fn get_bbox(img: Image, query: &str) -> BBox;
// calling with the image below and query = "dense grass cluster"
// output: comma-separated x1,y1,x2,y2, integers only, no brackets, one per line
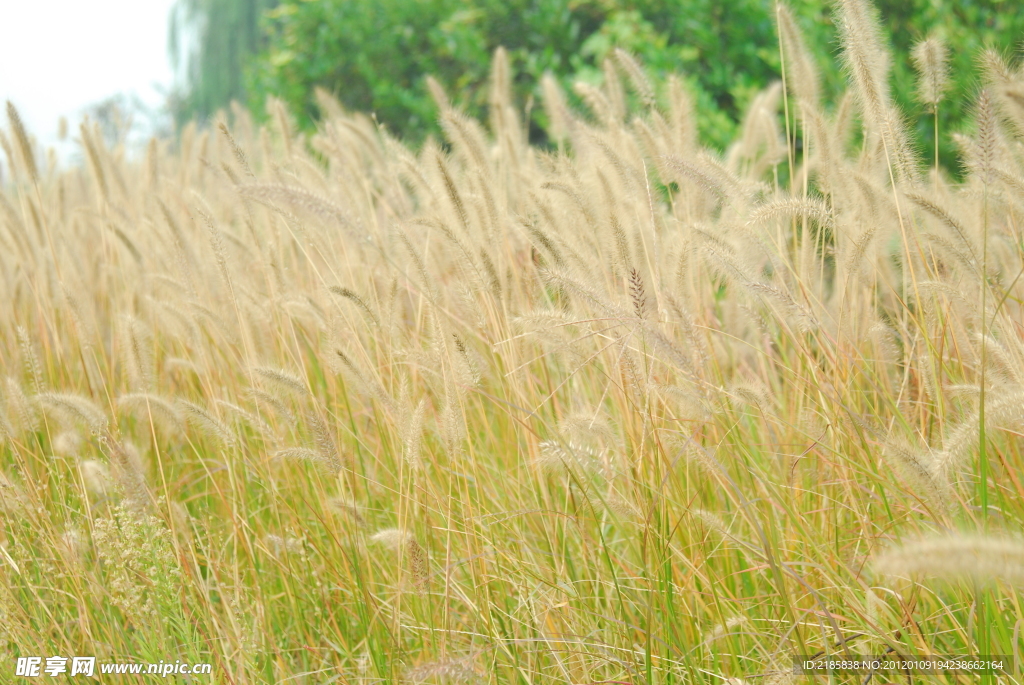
3,1,1024,682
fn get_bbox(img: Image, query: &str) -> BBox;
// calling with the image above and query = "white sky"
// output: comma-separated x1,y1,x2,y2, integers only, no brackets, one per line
0,0,179,163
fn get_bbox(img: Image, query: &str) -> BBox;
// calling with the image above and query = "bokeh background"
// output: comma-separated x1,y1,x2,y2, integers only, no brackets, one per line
2,0,1024,170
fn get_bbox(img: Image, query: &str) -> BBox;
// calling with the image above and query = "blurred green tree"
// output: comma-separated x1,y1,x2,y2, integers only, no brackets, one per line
169,0,279,125
242,0,1024,166
248,0,811,149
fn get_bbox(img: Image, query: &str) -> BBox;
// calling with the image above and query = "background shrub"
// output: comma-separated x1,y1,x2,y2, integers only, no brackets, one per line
175,0,1024,164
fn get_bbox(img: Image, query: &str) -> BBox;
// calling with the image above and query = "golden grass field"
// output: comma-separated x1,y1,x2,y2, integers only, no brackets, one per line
2,1,1024,682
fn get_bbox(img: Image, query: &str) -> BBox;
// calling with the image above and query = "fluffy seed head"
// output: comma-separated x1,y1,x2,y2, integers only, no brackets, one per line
117,393,185,435
36,392,108,434
52,431,83,457
776,3,820,106
253,367,309,397
371,527,428,587
5,101,37,182
370,527,413,549
264,534,304,557
911,35,949,107
871,534,1024,586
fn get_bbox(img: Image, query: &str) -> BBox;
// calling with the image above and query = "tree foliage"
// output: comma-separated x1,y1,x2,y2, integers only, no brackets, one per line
169,0,279,125
239,0,1024,163
248,0,822,149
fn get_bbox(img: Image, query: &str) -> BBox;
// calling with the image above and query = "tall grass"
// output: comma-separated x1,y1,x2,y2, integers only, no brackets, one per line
2,2,1024,682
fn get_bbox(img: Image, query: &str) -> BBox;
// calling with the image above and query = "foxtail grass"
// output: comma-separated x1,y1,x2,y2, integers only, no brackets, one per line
1,2,1023,682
